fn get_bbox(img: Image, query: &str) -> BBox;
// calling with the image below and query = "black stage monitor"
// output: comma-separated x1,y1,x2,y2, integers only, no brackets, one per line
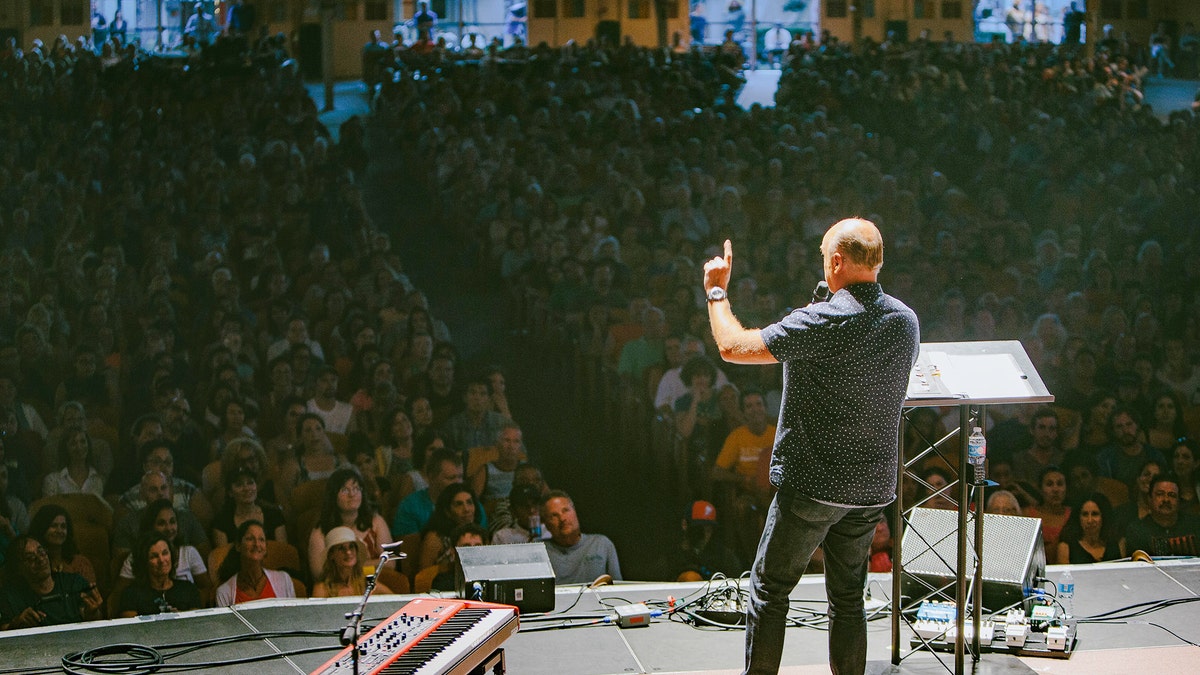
455,542,556,613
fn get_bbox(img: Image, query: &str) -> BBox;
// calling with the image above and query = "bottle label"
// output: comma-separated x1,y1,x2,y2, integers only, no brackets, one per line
1059,582,1074,595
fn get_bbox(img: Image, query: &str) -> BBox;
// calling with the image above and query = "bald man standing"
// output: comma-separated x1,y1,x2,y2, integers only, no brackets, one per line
704,218,920,675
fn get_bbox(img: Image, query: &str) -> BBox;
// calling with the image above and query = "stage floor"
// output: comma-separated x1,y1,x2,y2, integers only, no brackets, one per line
1,560,1197,674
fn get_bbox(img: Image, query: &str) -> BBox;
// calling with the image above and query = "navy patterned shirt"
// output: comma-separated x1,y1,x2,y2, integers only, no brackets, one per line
760,282,919,507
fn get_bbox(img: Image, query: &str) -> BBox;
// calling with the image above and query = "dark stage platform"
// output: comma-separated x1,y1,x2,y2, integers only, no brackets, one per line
2,560,1197,674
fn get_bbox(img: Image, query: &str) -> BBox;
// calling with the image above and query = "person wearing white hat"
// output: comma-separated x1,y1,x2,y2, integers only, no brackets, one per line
312,526,393,598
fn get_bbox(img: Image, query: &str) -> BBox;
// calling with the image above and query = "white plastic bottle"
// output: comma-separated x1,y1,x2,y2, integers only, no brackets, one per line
1059,569,1075,618
967,426,987,484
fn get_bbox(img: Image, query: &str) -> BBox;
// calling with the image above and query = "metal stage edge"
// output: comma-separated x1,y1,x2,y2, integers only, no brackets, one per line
1,560,1198,675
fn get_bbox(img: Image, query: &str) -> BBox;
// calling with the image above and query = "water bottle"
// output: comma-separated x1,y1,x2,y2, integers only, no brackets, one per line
1058,569,1075,618
967,426,987,484
529,514,542,539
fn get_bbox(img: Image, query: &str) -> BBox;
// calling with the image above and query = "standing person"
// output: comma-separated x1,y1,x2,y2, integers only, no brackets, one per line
225,0,256,36
109,9,128,45
413,1,438,41
1063,2,1084,45
702,218,919,675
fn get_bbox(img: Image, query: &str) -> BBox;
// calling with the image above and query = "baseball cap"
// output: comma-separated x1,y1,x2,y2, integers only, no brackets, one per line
687,500,718,523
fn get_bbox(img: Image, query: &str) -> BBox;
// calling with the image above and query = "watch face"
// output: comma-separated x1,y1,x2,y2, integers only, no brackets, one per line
708,287,727,302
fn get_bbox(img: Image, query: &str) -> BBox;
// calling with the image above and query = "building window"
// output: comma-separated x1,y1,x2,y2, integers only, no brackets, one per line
30,0,52,25
60,0,84,25
941,0,961,18
1127,0,1147,19
533,0,557,18
666,0,681,19
565,0,585,18
628,0,650,19
913,0,926,19
861,0,875,18
269,0,289,22
826,0,846,18
1099,0,1121,19
338,0,358,20
365,0,387,20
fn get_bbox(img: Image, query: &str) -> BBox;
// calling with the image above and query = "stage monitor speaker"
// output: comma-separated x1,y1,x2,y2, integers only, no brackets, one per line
900,507,1045,612
455,543,556,613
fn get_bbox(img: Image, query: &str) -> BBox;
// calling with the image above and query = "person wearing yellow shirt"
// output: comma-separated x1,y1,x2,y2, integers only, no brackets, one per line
713,389,776,487
712,389,776,560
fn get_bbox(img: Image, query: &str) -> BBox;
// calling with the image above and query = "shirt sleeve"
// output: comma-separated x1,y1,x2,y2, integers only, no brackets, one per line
760,306,825,363
605,537,623,581
392,497,420,535
714,429,740,470
183,546,207,578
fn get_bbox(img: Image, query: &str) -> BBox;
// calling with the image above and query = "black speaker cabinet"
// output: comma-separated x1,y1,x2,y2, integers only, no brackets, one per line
455,543,556,613
900,507,1045,612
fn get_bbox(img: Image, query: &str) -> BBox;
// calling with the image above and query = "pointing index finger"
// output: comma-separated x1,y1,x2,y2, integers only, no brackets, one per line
724,239,732,265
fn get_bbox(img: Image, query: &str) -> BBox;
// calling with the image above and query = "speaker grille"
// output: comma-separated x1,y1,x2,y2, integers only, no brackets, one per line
900,507,1045,610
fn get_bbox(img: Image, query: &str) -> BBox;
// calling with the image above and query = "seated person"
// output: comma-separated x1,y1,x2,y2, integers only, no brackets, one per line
113,470,209,565
418,483,484,571
468,422,525,513
27,505,96,586
311,526,393,598
0,463,30,563
1125,474,1200,557
215,520,297,606
484,463,547,535
429,523,488,592
41,427,106,500
985,490,1023,516
659,500,742,582
211,467,286,548
1023,466,1071,564
118,533,203,617
1056,493,1125,564
117,500,209,591
392,448,464,536
116,441,210,524
1,536,102,630
492,484,548,544
541,490,621,584
307,468,394,575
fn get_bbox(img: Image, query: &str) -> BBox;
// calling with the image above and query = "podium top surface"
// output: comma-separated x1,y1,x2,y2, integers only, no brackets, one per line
904,340,1054,408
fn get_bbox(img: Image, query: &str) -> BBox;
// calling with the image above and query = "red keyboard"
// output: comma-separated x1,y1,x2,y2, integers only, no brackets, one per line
310,598,519,675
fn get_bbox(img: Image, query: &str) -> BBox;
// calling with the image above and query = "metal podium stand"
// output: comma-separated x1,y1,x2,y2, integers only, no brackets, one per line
890,341,1053,674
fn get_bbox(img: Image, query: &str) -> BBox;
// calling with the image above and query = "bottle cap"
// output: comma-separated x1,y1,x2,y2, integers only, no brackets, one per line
972,426,982,433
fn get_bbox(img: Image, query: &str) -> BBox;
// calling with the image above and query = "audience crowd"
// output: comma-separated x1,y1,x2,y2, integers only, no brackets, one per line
1,23,1199,631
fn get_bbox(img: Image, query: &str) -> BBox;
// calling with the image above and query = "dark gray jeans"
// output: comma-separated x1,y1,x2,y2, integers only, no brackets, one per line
744,489,884,675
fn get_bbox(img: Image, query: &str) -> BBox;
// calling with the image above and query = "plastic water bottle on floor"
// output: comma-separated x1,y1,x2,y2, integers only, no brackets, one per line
1058,569,1075,618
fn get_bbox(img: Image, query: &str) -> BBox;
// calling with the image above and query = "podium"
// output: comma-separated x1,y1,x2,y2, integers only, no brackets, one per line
890,341,1053,674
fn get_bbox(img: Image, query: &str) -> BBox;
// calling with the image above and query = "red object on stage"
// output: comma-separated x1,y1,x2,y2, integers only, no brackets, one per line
309,597,519,675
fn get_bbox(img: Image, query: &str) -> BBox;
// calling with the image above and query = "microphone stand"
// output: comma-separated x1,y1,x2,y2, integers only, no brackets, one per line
341,547,406,675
